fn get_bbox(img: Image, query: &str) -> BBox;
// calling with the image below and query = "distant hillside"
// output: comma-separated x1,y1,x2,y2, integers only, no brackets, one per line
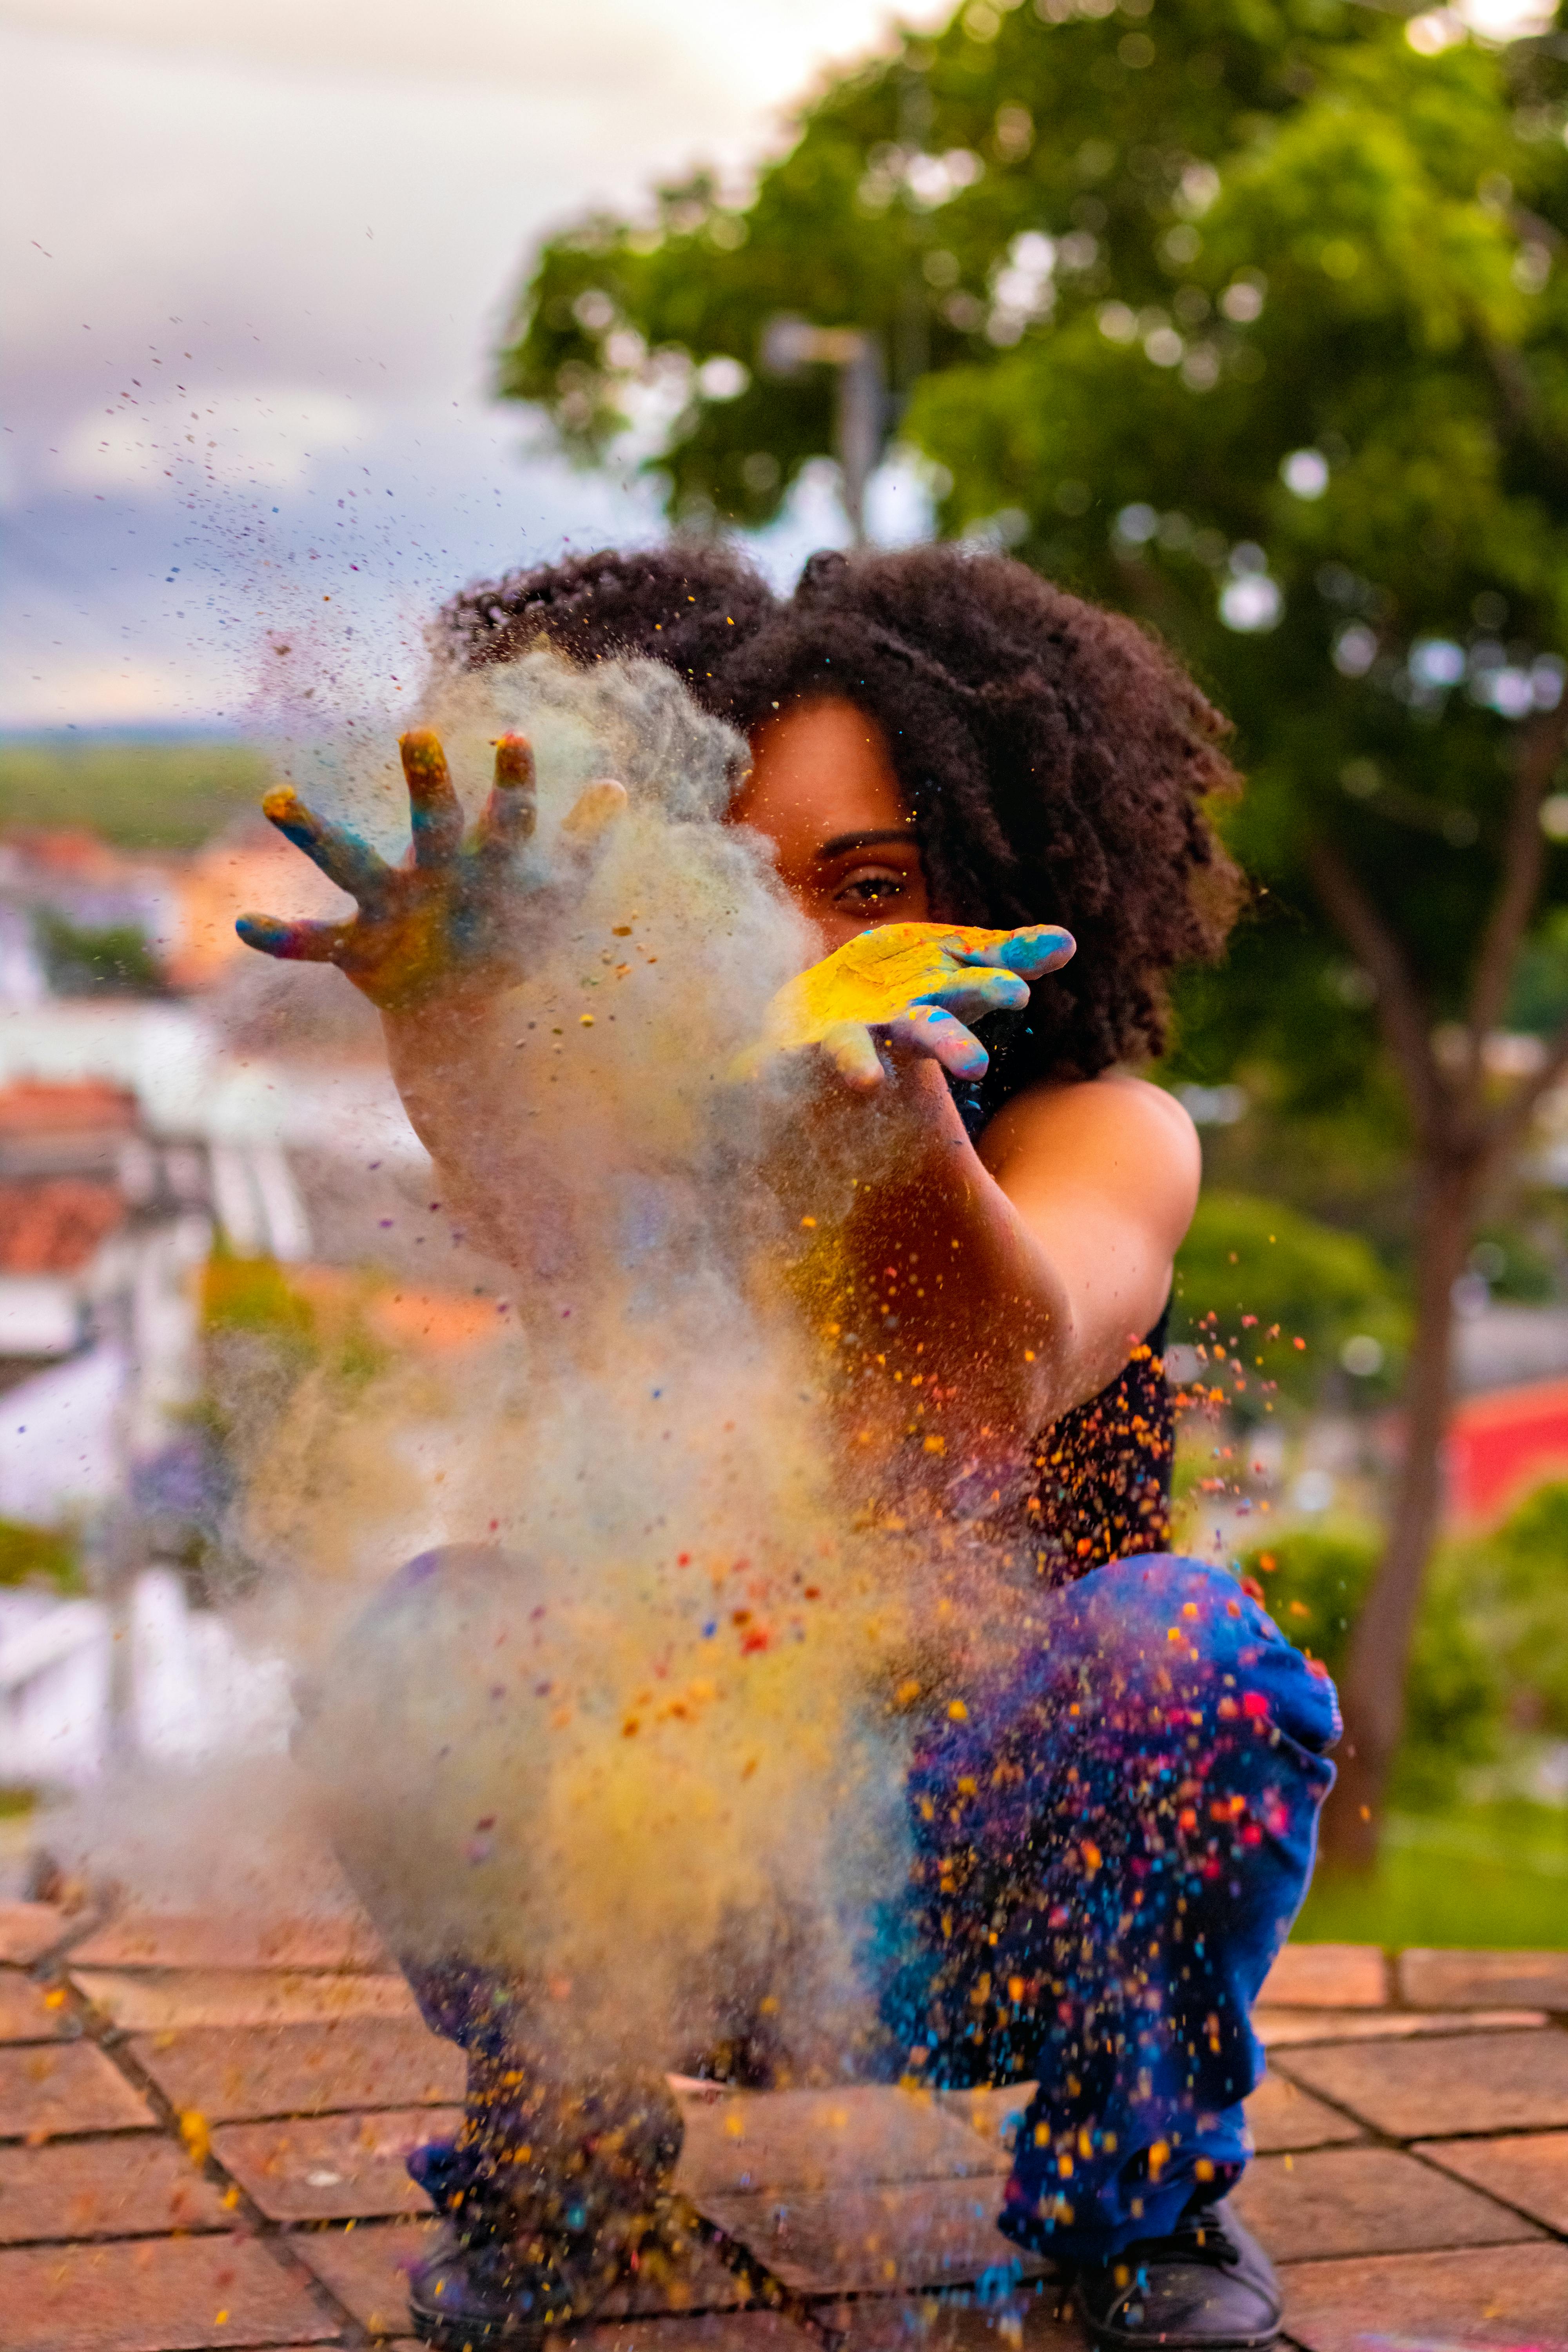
0,735,270,849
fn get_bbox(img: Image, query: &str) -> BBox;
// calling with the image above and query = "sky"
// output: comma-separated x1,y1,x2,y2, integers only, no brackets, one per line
0,0,948,731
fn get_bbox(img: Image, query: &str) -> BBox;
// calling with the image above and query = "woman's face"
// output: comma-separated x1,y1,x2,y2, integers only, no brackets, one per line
728,695,930,952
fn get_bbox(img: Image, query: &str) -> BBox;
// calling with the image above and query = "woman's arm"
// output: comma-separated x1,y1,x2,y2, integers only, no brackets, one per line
795,1060,1199,1481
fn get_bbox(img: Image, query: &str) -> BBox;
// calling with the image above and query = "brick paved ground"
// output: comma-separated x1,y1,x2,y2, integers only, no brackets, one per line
0,1901,1564,2352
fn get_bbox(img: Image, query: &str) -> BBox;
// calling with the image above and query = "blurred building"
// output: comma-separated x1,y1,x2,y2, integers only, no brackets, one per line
0,1080,216,1530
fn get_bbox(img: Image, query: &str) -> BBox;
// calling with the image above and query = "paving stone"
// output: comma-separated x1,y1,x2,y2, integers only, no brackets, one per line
0,1904,67,1966
129,2019,465,2125
287,2221,436,2337
561,2322,817,2352
675,2085,1004,2198
1274,2026,1568,2138
1255,2004,1546,2047
0,1969,73,2042
211,2105,460,2223
1278,2239,1568,2350
294,2218,744,2334
0,2132,232,2243
1416,2129,1568,2234
1257,1943,1387,2010
1242,2071,1364,2155
696,2180,1056,2298
0,2042,156,2140
1229,2145,1538,2262
365,2324,813,2352
1401,1945,1568,2011
74,1970,418,2033
0,2229,339,2350
812,2290,1084,2349
70,1910,388,1974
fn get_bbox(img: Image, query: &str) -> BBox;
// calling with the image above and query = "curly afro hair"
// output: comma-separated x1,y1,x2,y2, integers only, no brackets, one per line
439,540,1242,1100
438,541,775,689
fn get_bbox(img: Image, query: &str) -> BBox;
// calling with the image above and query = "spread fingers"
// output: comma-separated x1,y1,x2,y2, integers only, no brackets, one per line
819,1020,885,1091
914,968,1031,1021
399,730,465,868
261,787,392,904
886,1007,990,1080
235,913,350,963
561,778,629,844
475,732,539,858
951,924,1075,979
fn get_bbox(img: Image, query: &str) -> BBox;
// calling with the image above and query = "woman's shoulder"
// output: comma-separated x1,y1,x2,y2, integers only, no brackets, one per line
980,1068,1199,1162
977,1069,1201,1246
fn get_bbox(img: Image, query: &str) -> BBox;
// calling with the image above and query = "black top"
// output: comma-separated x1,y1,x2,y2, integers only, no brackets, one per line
1032,1306,1173,1580
985,1308,1173,1585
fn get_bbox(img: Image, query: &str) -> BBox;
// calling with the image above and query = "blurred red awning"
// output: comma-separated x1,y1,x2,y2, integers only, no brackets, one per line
1446,1377,1568,1526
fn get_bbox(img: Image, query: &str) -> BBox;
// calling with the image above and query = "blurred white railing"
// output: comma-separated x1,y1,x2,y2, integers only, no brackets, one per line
0,1572,291,1788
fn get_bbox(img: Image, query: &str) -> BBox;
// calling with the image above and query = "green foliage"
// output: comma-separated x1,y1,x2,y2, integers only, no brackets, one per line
1508,903,1568,1035
1173,1189,1407,1408
502,0,1401,524
0,1519,82,1593
201,1252,317,1350
0,738,268,849
331,1309,392,1393
1469,1219,1559,1301
1457,1478,1568,1735
33,910,166,998
1244,1525,1373,1675
1295,1798,1568,1945
1241,1525,1499,1803
504,0,1568,1138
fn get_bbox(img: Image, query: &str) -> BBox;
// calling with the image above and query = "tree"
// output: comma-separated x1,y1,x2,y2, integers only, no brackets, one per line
497,0,1568,1868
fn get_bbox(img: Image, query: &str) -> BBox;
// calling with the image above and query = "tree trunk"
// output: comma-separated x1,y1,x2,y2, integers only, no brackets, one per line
1318,1155,1477,1873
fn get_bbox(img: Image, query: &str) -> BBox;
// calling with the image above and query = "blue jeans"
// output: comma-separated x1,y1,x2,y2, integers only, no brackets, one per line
870,1553,1339,2262
379,1552,1338,2270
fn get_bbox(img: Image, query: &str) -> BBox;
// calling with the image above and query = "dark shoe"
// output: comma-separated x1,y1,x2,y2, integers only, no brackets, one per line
405,2069,687,2350
405,2195,707,2350
407,2222,573,2348
1074,2201,1282,2349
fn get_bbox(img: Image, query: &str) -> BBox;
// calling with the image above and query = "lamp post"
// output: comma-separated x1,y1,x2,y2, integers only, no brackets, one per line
758,317,887,545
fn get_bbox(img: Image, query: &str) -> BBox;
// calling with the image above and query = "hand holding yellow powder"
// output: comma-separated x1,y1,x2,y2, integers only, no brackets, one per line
746,918,1075,1090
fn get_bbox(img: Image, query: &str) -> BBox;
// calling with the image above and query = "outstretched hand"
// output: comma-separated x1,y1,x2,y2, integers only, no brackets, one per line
235,730,627,1013
752,919,1076,1091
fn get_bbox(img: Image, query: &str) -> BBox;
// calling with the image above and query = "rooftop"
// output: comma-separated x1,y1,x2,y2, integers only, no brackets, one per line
0,1081,138,1138
0,1178,128,1277
0,1911,1562,2352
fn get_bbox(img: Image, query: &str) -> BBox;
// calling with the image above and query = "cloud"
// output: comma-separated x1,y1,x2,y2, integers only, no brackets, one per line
52,392,370,495
0,0,936,111
0,2,949,727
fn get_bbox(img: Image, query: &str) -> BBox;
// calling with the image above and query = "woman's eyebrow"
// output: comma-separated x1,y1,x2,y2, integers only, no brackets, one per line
816,827,919,860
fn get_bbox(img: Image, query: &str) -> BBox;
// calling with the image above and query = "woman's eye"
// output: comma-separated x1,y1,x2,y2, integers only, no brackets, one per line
837,871,907,907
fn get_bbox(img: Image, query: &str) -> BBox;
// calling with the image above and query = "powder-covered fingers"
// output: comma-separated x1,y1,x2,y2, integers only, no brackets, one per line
886,1005,991,1080
816,1004,988,1089
475,733,539,860
913,966,1031,1024
261,786,392,906
818,1020,886,1091
950,924,1075,980
561,778,629,844
399,730,465,869
243,742,629,1011
234,913,350,964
